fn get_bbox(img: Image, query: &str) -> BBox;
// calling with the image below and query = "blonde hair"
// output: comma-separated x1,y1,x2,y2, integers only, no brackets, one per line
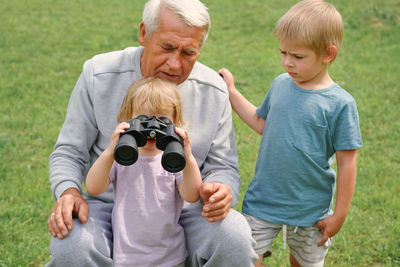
118,77,184,126
274,0,343,60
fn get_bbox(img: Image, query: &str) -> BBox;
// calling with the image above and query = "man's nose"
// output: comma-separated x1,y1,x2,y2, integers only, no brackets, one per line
167,51,182,70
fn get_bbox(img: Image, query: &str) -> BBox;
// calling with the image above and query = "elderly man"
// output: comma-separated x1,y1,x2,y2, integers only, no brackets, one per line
46,0,257,266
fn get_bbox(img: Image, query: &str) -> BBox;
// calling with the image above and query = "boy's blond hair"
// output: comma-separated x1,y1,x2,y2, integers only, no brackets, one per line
118,77,184,126
274,0,343,60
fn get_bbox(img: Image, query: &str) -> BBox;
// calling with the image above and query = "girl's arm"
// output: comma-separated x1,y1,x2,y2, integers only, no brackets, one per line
175,128,202,202
218,68,265,134
315,149,357,246
86,149,113,194
86,122,130,195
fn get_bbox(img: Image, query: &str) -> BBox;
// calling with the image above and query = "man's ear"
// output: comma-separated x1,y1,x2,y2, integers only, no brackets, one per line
138,22,146,46
323,45,338,64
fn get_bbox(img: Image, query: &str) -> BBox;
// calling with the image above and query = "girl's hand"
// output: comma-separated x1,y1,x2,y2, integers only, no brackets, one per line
174,127,193,157
107,122,130,152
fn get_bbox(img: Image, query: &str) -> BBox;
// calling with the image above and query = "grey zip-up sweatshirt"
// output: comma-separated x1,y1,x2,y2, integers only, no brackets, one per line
49,46,240,204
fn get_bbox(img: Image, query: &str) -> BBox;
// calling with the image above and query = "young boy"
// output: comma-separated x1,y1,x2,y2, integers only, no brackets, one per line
219,0,363,266
86,77,202,267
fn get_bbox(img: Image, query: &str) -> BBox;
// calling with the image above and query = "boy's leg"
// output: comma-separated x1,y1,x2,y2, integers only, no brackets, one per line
287,226,332,267
180,201,258,267
254,254,269,267
243,214,281,267
45,200,113,267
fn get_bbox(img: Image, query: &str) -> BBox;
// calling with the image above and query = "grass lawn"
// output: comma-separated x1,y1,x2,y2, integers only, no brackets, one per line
1,0,399,266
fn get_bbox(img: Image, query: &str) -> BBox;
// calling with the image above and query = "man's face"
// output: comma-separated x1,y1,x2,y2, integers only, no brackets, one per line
139,7,203,85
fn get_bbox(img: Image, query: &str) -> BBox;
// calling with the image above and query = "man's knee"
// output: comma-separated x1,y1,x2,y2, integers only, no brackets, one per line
46,218,112,266
208,209,257,266
186,209,257,266
214,209,255,251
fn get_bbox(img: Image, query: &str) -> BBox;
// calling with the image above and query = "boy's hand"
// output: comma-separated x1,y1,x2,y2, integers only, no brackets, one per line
314,214,344,246
218,68,235,90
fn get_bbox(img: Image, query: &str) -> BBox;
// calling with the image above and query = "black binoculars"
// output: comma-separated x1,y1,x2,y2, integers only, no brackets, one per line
114,115,186,173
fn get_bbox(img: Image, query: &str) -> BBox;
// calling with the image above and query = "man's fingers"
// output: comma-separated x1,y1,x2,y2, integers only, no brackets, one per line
76,200,89,224
205,212,228,222
49,202,66,239
201,182,217,195
202,203,229,217
48,210,58,237
202,206,230,222
47,190,89,240
200,183,217,202
62,200,75,232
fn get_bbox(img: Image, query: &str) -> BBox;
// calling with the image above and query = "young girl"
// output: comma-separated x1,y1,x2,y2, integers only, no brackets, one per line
86,77,202,267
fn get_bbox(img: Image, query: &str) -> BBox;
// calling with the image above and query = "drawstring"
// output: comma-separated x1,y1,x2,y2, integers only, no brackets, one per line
283,226,298,249
282,225,287,249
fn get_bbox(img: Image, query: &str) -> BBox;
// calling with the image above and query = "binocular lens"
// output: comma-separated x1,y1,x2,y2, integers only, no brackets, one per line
114,134,138,166
162,141,186,173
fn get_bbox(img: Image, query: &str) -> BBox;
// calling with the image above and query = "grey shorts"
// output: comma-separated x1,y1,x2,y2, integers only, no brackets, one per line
244,214,332,267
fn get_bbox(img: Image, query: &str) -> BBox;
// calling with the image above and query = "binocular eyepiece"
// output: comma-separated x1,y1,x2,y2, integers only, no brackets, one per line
114,115,186,173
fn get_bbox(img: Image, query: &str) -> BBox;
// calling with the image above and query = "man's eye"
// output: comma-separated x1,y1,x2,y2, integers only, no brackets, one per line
162,46,174,51
183,51,196,57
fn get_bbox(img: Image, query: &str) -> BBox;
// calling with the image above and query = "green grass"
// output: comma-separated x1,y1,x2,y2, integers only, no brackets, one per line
1,0,399,266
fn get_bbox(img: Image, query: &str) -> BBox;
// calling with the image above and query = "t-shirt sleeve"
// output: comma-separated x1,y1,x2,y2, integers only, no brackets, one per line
109,161,118,184
332,101,363,151
256,89,272,120
175,171,183,188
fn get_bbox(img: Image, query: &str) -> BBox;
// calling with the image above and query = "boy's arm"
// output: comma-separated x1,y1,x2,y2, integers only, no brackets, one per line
218,68,265,134
315,149,357,246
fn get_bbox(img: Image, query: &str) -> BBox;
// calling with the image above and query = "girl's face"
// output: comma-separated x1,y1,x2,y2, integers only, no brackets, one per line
134,109,175,155
279,40,331,90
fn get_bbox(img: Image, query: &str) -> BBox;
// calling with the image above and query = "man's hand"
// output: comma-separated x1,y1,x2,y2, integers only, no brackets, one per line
200,182,232,222
47,188,89,240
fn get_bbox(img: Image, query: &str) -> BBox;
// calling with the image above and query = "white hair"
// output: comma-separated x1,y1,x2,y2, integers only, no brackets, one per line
142,0,210,47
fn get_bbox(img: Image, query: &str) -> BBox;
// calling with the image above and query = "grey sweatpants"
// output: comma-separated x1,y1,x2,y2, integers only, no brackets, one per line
46,200,257,266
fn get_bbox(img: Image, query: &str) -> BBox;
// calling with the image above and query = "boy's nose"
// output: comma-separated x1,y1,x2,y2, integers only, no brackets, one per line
283,56,293,67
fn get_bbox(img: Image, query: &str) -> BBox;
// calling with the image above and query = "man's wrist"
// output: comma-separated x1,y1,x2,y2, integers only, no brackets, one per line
54,181,81,199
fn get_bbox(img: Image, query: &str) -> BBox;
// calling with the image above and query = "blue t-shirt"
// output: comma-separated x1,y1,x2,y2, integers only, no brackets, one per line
242,73,363,226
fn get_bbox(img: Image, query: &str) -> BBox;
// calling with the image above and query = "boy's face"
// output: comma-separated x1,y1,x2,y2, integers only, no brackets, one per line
279,40,332,89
